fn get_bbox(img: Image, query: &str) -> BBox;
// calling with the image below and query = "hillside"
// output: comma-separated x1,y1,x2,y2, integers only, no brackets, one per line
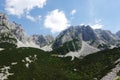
0,47,120,80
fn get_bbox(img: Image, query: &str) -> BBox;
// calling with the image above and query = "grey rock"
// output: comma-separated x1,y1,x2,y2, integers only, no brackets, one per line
95,29,119,44
116,31,120,38
52,25,119,52
0,12,54,48
30,35,54,47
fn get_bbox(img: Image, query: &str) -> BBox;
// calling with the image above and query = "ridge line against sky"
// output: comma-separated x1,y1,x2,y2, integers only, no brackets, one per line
0,0,120,35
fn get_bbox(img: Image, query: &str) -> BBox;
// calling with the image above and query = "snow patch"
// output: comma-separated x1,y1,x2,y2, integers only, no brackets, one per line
26,57,32,63
25,63,29,68
0,48,4,51
73,68,77,72
65,41,99,60
0,66,14,80
22,55,38,68
11,62,17,65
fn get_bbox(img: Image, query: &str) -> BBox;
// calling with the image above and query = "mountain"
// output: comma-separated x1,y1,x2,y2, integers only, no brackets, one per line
52,25,98,49
116,31,120,38
0,12,54,50
52,25,101,58
1,11,120,52
1,11,120,57
52,25,120,58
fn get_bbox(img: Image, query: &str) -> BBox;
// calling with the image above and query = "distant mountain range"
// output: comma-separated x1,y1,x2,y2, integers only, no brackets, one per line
0,12,120,56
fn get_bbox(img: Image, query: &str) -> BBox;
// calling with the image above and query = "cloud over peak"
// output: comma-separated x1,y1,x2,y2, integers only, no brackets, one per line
91,23,103,29
91,19,103,29
44,9,70,33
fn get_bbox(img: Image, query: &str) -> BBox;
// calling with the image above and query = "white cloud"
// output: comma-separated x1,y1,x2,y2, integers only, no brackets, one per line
90,19,103,29
26,15,42,22
71,9,76,15
44,9,70,33
5,0,46,17
26,15,36,22
91,23,103,29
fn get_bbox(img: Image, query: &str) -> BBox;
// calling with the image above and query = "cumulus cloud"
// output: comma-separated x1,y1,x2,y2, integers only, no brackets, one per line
5,0,46,17
44,9,70,33
71,9,76,15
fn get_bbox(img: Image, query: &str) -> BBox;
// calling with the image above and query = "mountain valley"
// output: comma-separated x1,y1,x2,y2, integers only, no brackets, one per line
0,12,120,80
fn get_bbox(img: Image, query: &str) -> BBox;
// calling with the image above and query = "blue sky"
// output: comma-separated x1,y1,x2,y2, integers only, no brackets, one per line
0,0,120,36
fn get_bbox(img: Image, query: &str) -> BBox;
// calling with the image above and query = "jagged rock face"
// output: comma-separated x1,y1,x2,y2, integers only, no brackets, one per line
52,26,82,49
0,13,27,45
31,35,47,47
52,26,87,54
116,31,120,38
52,25,98,49
0,12,8,26
95,29,119,44
0,13,9,33
12,22,27,43
31,35,54,47
81,25,98,41
0,12,54,48
45,35,55,44
52,25,120,53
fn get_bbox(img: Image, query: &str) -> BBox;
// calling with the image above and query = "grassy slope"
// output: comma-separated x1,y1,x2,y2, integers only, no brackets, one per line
0,47,120,80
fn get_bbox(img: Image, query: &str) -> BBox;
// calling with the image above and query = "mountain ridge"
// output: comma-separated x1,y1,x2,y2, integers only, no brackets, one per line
0,11,120,55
